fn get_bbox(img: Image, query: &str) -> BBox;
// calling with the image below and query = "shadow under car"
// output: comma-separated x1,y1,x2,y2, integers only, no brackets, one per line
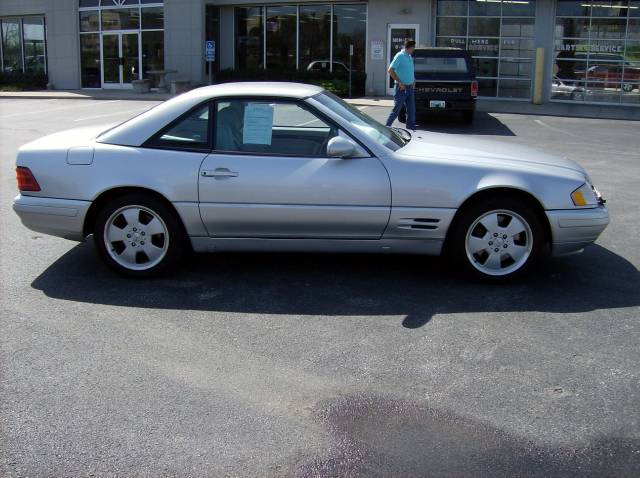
31,243,639,329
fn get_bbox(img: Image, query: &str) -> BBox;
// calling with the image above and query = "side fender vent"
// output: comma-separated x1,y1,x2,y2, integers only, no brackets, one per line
398,218,440,231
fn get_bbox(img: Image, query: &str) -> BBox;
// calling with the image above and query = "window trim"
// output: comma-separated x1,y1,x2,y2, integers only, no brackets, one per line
210,95,372,159
142,100,214,152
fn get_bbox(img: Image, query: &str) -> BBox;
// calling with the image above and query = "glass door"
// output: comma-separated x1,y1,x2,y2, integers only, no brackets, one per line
101,32,140,88
386,24,420,94
122,33,139,84
102,34,120,86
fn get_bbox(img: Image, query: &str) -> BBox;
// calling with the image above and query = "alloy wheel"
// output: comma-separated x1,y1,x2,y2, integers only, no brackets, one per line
103,205,169,271
465,209,533,277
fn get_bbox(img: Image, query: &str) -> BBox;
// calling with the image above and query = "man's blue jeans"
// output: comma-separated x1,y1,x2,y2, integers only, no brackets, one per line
385,84,416,130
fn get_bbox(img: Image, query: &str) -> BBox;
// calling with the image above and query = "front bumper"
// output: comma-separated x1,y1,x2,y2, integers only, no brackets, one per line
13,194,91,241
545,205,609,256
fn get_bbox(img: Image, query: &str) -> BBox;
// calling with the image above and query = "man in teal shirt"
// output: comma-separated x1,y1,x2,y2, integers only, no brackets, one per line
385,39,416,130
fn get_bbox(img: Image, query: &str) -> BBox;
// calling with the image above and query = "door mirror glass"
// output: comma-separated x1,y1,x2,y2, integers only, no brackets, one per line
326,136,357,158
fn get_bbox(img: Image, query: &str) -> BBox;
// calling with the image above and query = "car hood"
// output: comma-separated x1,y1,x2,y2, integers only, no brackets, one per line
398,131,587,177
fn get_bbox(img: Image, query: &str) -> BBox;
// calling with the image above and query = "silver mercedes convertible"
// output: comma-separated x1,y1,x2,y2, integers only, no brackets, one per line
13,83,609,281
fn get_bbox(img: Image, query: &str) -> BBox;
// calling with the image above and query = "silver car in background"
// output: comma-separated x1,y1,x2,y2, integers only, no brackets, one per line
13,82,609,281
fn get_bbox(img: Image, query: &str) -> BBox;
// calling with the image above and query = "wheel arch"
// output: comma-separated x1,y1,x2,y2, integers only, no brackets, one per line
82,186,189,240
443,186,552,254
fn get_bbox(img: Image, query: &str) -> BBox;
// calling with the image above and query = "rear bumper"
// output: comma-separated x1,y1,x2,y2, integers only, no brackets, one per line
12,194,91,241
546,205,609,256
415,98,476,112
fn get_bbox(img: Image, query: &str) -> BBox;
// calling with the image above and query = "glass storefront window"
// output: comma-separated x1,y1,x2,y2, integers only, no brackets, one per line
436,0,536,98
78,2,164,88
235,7,263,70
0,16,47,74
100,0,139,5
79,10,99,32
23,17,46,73
1,19,23,73
332,4,367,73
437,18,467,36
205,5,220,77
233,4,366,74
554,0,640,105
80,33,101,87
266,5,297,69
142,31,164,85
101,8,140,31
232,4,366,74
299,4,331,71
141,7,163,30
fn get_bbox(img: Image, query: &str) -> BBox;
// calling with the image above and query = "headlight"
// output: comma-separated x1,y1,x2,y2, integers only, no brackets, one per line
571,182,599,206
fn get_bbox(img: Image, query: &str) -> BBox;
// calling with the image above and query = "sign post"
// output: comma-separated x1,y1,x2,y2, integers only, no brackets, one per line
205,40,216,85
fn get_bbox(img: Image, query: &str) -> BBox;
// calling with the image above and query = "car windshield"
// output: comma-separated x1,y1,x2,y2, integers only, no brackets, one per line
413,56,469,74
312,91,407,151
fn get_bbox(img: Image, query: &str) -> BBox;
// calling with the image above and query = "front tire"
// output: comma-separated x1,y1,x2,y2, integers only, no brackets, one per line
449,196,545,282
94,194,184,277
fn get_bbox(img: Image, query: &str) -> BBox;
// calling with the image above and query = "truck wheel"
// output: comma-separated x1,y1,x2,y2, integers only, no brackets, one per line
398,107,407,124
622,83,634,93
462,110,474,124
94,193,184,277
449,196,545,282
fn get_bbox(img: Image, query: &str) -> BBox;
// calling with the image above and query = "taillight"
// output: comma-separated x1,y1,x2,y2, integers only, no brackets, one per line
16,166,41,192
471,80,479,97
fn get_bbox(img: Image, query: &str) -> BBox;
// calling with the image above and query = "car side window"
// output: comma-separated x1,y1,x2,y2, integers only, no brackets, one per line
150,104,210,150
213,99,337,157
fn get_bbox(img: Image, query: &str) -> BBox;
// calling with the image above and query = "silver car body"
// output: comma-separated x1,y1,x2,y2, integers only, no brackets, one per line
13,82,609,258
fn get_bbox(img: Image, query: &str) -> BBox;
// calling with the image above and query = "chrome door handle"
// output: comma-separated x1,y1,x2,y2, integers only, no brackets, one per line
201,168,239,179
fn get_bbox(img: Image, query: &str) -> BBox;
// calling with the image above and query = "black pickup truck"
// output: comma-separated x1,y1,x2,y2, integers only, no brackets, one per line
399,47,478,124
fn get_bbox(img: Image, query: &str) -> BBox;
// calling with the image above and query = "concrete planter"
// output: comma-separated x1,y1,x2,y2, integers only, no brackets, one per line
170,80,191,95
132,79,151,93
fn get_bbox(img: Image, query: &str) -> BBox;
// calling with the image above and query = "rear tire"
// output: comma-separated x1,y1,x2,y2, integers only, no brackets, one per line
93,193,184,278
449,196,545,282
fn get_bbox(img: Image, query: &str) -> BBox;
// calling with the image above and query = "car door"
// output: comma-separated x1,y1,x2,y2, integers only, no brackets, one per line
198,98,391,238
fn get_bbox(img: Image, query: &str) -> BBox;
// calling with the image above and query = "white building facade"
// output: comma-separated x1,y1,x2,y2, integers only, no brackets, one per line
1,0,639,109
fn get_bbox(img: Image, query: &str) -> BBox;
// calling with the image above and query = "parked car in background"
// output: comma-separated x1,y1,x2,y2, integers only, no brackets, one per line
306,60,350,75
557,53,640,92
399,47,478,124
13,83,608,281
551,76,586,101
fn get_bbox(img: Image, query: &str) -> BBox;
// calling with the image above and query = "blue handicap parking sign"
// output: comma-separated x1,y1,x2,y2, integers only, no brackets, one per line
205,41,215,61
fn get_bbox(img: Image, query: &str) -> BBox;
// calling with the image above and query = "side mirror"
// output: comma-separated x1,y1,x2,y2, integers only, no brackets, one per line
326,136,357,158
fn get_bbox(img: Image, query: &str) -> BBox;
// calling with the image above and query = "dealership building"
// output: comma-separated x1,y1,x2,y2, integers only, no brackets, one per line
0,0,638,108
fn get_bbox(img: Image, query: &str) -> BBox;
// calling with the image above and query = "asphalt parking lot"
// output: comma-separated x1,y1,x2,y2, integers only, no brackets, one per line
1,97,639,477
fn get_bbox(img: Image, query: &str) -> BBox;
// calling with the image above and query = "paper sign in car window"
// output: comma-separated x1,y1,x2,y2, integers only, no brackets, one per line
243,103,274,145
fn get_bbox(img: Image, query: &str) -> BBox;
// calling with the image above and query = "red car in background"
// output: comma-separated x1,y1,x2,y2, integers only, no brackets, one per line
575,53,640,92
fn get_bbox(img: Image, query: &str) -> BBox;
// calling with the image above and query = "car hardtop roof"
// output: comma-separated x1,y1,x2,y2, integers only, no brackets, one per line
185,81,324,100
97,82,325,147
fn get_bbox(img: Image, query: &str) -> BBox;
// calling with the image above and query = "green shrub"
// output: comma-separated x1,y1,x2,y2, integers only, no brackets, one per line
0,71,48,91
214,69,366,97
